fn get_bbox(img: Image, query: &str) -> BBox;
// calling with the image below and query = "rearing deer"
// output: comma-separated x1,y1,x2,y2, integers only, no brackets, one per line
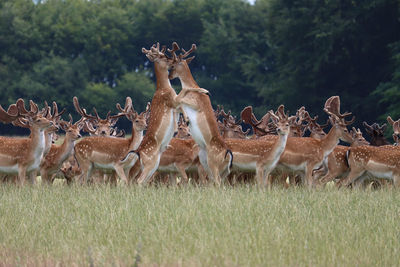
167,42,233,186
130,43,208,185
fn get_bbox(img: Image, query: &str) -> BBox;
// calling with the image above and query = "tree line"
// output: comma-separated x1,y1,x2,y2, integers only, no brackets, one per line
0,0,399,135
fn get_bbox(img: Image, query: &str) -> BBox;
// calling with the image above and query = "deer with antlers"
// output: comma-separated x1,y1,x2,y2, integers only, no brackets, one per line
73,96,124,136
0,99,55,184
313,127,370,186
363,121,390,146
216,106,250,139
166,42,233,186
39,115,84,184
339,116,400,188
129,43,208,185
1,101,64,184
224,105,292,187
74,97,147,184
264,96,354,187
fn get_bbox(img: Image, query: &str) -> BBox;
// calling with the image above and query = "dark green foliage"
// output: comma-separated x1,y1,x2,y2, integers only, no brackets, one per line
0,0,399,134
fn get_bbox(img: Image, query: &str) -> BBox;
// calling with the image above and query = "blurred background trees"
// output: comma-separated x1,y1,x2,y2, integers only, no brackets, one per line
0,0,399,134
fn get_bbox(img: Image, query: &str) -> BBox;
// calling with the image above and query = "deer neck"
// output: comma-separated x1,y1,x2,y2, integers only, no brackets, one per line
27,126,47,170
272,133,289,159
154,64,173,90
320,125,341,158
44,131,54,155
177,64,199,89
129,127,144,151
57,134,76,161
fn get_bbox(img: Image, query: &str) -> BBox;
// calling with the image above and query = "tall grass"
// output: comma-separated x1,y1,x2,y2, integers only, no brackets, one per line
0,185,399,266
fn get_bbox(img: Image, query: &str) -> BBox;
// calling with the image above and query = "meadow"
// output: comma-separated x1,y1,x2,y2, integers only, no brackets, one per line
0,184,399,266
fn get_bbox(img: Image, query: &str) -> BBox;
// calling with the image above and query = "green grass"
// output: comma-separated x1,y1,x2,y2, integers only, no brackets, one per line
0,185,399,266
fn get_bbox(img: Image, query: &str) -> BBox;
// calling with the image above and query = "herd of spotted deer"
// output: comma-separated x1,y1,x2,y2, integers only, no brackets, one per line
1,42,399,188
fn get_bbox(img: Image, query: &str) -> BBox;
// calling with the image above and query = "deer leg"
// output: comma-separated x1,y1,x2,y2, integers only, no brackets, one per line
114,165,129,185
78,161,92,185
137,154,161,185
338,167,365,188
392,175,400,188
255,162,264,187
18,166,28,185
175,163,189,184
40,169,51,185
197,163,208,185
27,171,37,185
129,161,141,183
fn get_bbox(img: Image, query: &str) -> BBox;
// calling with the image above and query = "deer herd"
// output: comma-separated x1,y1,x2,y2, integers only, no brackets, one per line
1,42,400,189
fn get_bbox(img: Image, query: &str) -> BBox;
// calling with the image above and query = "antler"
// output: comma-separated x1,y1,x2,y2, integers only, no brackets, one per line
0,103,19,124
323,96,355,125
73,96,97,121
167,42,196,64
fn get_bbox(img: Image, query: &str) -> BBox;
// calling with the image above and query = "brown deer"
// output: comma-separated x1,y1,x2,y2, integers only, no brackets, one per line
225,105,292,187
40,115,84,184
73,96,124,136
130,43,208,185
268,96,354,187
363,121,390,146
74,97,147,184
0,99,54,184
167,42,233,186
314,127,370,186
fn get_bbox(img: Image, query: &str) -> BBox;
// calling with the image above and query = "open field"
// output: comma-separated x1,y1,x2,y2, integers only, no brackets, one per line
0,184,399,266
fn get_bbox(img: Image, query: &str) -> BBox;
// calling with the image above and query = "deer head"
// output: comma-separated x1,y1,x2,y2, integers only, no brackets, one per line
73,96,124,136
268,105,292,137
166,42,196,80
387,116,400,144
350,127,370,146
59,114,84,141
116,97,147,132
142,42,172,71
363,121,390,146
175,115,191,139
15,99,54,130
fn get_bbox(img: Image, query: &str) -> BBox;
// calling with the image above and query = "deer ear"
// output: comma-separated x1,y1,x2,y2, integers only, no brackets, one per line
186,56,195,64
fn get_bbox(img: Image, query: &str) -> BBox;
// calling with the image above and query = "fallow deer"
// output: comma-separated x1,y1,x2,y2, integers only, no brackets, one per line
340,118,400,188
130,43,208,185
268,96,354,187
73,96,124,136
40,115,83,184
225,105,292,187
314,127,370,186
167,42,233,186
363,121,390,146
0,99,54,184
74,97,147,184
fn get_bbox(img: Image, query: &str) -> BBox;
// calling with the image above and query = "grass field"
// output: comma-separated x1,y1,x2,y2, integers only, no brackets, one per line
0,184,399,266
